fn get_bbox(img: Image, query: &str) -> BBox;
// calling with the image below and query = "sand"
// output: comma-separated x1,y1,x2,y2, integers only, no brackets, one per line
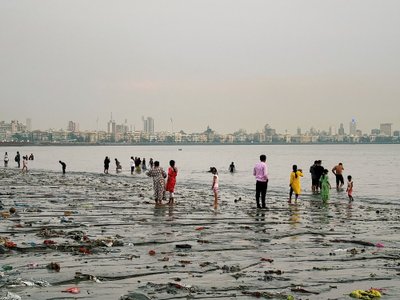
0,168,399,300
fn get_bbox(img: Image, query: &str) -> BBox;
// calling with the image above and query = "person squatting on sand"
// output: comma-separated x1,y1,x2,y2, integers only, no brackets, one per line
165,160,178,205
146,161,167,205
253,154,269,209
289,165,303,204
211,167,219,210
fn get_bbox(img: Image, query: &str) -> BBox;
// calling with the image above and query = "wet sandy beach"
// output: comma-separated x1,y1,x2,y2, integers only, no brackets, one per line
1,168,399,299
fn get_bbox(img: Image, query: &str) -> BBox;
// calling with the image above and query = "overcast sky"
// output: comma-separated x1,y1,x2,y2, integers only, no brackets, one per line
1,0,399,134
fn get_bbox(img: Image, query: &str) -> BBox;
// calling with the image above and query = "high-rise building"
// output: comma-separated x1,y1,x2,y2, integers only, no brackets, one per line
26,118,32,131
349,118,357,136
68,121,77,132
380,123,392,136
338,123,345,135
142,116,155,133
107,113,116,134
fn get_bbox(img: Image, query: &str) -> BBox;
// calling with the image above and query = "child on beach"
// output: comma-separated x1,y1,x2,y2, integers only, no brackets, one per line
320,169,331,202
166,160,178,205
21,156,28,173
289,165,303,204
211,167,219,210
346,175,354,201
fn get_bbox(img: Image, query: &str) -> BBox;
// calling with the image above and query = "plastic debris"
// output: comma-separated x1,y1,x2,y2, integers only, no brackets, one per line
375,243,384,248
350,288,381,299
4,241,16,248
148,250,156,256
62,287,80,294
43,239,57,245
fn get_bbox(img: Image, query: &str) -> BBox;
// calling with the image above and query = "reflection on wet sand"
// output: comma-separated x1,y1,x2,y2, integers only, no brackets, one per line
0,168,399,300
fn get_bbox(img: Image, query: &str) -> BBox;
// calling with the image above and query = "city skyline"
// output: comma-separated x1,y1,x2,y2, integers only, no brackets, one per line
0,116,397,137
1,1,400,134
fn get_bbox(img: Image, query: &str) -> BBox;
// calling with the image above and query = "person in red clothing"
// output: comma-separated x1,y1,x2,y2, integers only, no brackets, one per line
166,160,178,205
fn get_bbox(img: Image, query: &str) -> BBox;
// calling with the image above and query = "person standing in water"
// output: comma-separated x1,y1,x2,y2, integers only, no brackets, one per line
59,161,66,174
320,169,331,202
130,156,135,174
346,175,354,201
15,151,21,168
211,167,219,210
309,160,318,194
104,156,110,174
332,162,345,189
142,158,147,171
146,161,167,205
4,152,9,167
166,160,178,204
21,156,28,173
289,165,303,204
253,154,269,209
115,158,122,173
149,158,154,169
229,162,235,173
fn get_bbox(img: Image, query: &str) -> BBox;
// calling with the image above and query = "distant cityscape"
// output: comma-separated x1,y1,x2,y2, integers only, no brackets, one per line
0,116,399,145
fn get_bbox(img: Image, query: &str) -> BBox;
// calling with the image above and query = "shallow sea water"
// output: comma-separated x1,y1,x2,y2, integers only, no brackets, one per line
0,145,399,299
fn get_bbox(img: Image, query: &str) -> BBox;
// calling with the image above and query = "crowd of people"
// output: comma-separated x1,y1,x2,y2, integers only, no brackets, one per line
3,151,354,209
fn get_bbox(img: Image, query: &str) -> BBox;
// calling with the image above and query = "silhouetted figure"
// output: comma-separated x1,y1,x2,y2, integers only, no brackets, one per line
15,151,21,168
115,158,122,173
4,152,9,167
59,161,66,174
29,153,34,160
104,156,110,174
229,162,235,173
149,158,154,169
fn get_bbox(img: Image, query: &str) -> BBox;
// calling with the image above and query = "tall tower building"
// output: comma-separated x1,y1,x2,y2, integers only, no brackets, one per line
26,118,32,131
338,123,345,135
107,113,116,140
349,119,357,136
142,116,155,133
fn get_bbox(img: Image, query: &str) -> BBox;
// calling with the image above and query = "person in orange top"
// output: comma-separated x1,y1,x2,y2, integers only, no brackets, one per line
332,162,344,189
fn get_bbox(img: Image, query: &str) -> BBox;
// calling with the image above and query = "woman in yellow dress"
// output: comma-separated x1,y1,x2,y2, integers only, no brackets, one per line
289,165,303,204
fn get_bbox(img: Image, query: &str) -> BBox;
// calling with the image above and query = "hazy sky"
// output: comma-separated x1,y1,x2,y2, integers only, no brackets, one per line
1,0,399,134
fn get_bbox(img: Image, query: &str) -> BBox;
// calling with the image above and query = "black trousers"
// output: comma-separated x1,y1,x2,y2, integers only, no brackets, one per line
256,180,268,208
